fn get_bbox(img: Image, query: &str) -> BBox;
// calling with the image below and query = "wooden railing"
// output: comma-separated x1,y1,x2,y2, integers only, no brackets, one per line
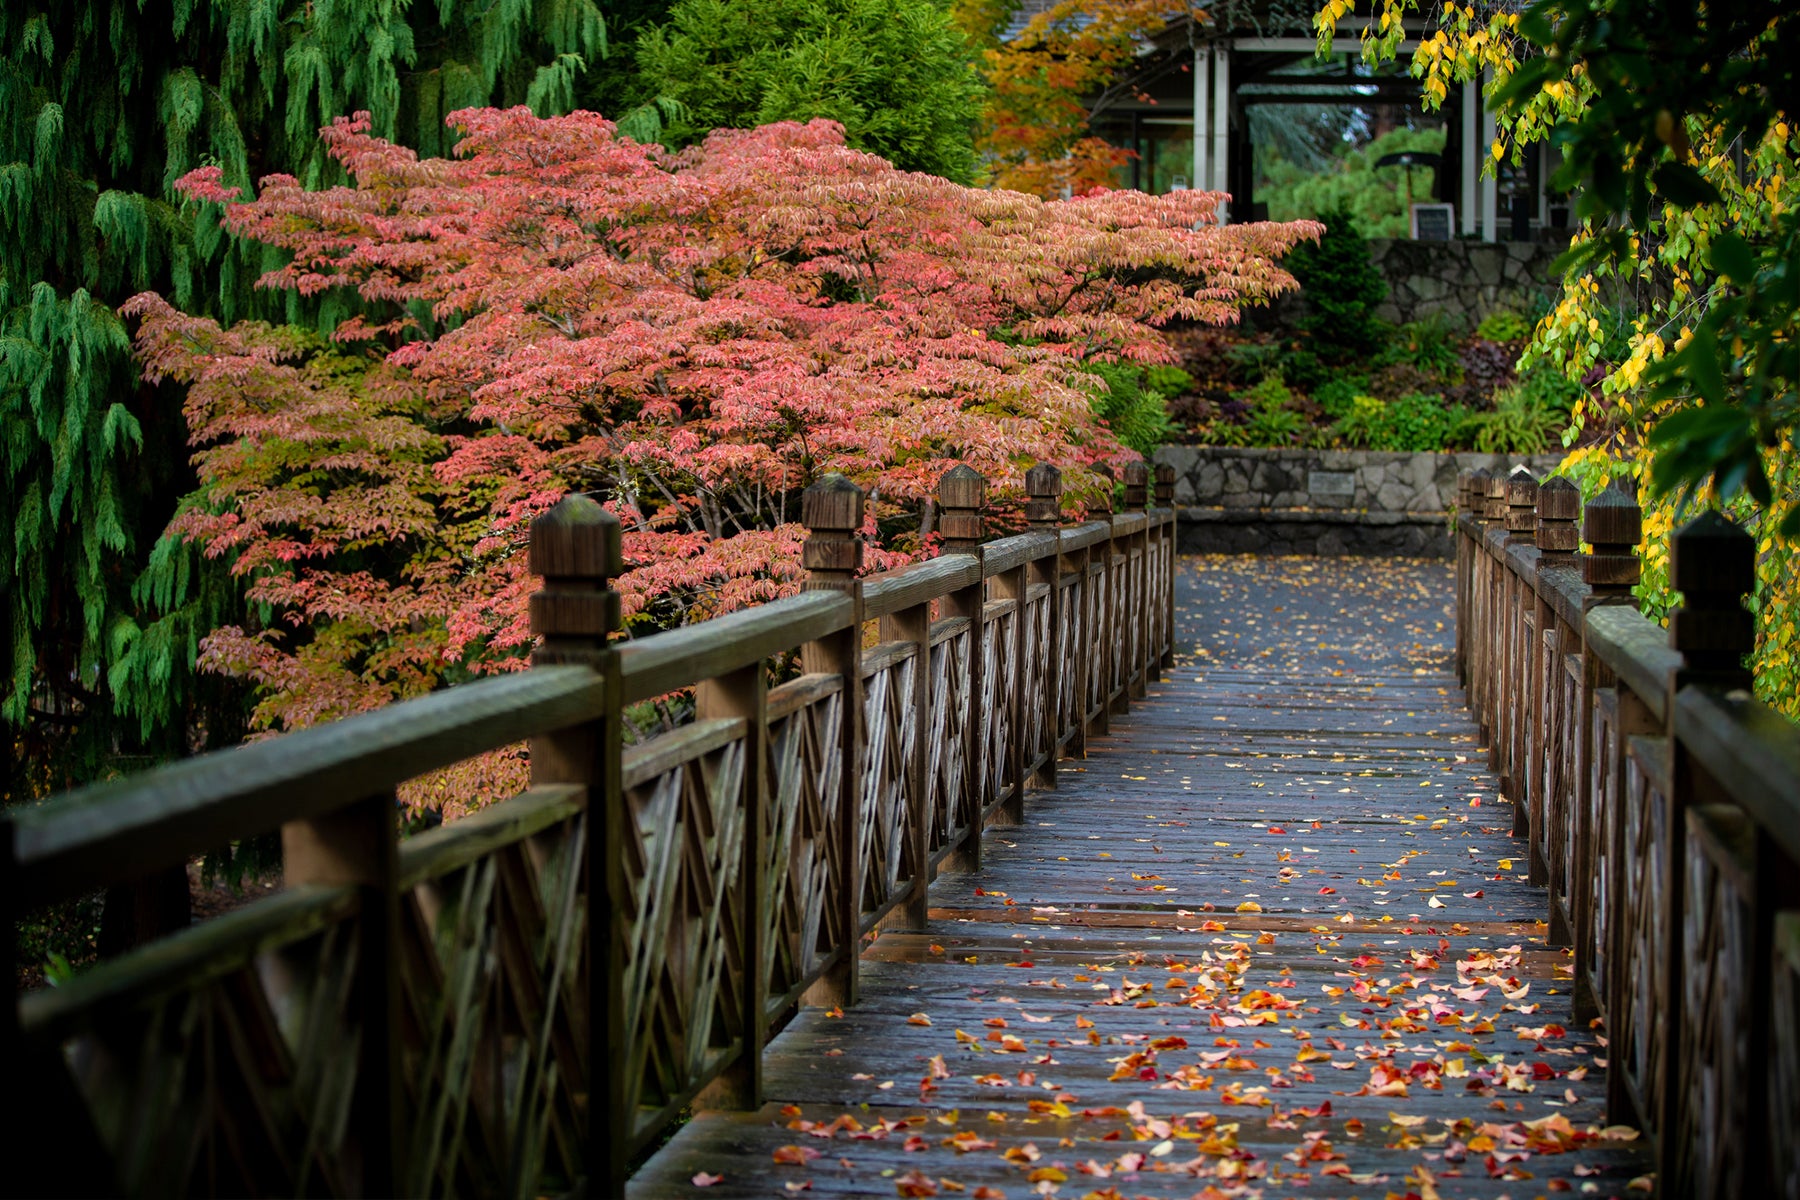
1455,466,1800,1199
2,461,1180,1198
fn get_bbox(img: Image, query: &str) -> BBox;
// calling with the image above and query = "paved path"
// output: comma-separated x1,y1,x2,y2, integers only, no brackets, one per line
630,555,1653,1198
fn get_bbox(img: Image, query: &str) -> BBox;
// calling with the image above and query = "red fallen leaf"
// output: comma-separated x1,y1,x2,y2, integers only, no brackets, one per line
972,1189,1006,1200
1318,887,1337,895
904,1135,929,1152
773,1144,821,1165
1268,826,1288,834
973,888,985,896
692,1172,724,1187
1005,961,1034,968
894,1170,938,1196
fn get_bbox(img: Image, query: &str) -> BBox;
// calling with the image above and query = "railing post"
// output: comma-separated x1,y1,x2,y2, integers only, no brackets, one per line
1503,467,1537,842
1026,463,1063,789
938,466,986,871
1659,511,1757,1188
1454,467,1475,685
524,494,624,1191
1579,482,1642,608
1125,461,1152,696
801,474,866,1007
1536,476,1580,569
1578,480,1645,1123
1155,463,1177,671
1465,467,1492,728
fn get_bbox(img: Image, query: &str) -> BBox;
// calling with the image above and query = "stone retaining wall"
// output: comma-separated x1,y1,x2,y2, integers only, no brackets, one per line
1366,237,1563,329
1151,446,1566,557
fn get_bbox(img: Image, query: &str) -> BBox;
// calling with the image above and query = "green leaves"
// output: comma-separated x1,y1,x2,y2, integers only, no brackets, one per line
1708,232,1757,286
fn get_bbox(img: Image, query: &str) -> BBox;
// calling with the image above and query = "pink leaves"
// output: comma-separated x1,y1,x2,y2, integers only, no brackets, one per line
132,108,1314,769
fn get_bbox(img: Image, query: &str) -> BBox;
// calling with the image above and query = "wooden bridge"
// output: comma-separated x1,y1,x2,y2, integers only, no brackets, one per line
4,462,1799,1198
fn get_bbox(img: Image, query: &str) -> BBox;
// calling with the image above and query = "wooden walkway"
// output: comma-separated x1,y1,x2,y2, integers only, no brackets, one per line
630,555,1653,1198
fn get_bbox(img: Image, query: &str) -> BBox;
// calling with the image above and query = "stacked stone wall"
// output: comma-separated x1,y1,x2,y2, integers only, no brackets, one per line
1152,446,1566,557
1366,237,1563,328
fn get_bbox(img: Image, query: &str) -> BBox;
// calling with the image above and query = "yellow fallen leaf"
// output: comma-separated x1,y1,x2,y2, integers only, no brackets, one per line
1237,901,1263,913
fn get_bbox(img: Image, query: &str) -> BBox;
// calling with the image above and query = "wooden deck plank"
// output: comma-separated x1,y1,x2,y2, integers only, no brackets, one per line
629,555,1653,1199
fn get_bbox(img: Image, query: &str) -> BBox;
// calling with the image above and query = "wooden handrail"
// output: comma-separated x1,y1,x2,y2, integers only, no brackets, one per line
4,464,1181,1199
9,664,605,908
1454,469,1800,1197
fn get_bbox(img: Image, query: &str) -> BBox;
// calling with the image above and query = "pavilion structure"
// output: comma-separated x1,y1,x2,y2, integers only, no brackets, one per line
1016,0,1570,239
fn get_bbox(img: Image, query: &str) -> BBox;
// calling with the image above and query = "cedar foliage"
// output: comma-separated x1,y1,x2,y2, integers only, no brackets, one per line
1,0,604,802
634,0,987,181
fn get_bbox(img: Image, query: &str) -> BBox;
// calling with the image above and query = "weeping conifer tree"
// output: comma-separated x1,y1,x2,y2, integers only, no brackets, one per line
1,0,606,954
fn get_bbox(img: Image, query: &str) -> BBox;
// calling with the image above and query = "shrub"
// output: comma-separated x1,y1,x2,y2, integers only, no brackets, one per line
1233,375,1306,447
1448,337,1520,409
1084,361,1177,456
1311,373,1370,420
1144,364,1197,397
1468,383,1566,453
1331,395,1388,448
1476,308,1533,343
1284,205,1388,363
1274,346,1328,394
1380,316,1464,378
1379,392,1466,451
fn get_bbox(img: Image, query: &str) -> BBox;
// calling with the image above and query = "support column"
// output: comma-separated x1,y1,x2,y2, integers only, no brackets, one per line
799,474,866,1009
1481,69,1498,243
1211,43,1231,220
1193,44,1210,193
1461,77,1479,237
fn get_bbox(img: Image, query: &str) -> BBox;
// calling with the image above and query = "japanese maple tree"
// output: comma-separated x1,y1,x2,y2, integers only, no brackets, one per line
129,108,1317,758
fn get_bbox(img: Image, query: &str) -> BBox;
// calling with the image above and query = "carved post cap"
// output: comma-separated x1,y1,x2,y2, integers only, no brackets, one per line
529,495,622,664
1456,468,1476,513
1535,475,1581,567
1154,463,1176,507
1504,466,1538,544
1579,481,1642,600
1669,511,1756,684
1025,462,1063,528
802,473,864,583
937,464,986,555
1094,463,1116,515
1123,461,1150,511
1483,468,1509,523
1468,468,1492,524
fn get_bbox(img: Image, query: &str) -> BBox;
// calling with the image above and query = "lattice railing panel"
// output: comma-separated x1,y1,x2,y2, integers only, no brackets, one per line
618,732,749,1129
399,804,589,1199
1669,806,1754,1200
926,628,973,858
1584,690,1619,1006
1057,577,1080,742
1613,738,1670,1129
1021,590,1050,770
764,684,846,1013
859,652,921,923
982,606,1017,808
1771,915,1800,1197
23,890,365,1197
1085,565,1104,718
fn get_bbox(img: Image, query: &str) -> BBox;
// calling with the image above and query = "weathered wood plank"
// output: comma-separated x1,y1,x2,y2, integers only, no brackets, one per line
863,556,981,619
631,555,1651,1198
1674,685,1800,865
1584,605,1680,723
10,666,605,907
616,591,852,703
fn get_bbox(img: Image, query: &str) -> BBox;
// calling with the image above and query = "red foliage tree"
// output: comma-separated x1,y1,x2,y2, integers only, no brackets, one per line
128,109,1317,768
